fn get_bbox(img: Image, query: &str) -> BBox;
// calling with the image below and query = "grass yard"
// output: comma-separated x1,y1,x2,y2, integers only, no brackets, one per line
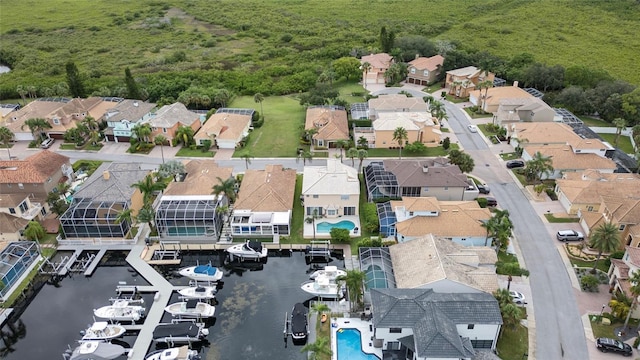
335,80,367,105
496,324,528,360
231,95,305,158
175,146,215,157
581,116,614,127
464,107,493,119
544,214,580,223
284,175,304,244
60,142,103,151
500,152,520,161
597,133,635,154
568,256,610,273
366,146,452,158
590,316,640,339
72,159,104,175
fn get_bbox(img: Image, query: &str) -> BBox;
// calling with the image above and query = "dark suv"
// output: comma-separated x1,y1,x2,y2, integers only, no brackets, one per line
477,184,490,194
506,160,525,169
596,337,633,356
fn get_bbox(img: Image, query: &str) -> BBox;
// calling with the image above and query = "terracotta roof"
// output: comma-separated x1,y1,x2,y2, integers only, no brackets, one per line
373,112,434,131
234,165,296,212
195,112,251,141
0,212,29,233
581,211,605,229
148,103,200,128
368,94,427,112
446,66,481,77
0,193,27,208
103,99,156,122
47,97,108,133
382,159,469,187
305,106,349,141
556,177,640,204
163,160,233,196
625,247,640,268
602,197,640,224
512,122,609,151
3,100,65,133
389,234,498,293
408,55,444,71
395,205,491,238
524,145,617,171
361,53,393,70
0,150,70,184
611,258,630,279
470,86,533,107
391,197,441,212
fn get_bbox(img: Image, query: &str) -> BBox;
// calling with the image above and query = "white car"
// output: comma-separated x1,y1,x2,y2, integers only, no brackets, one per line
510,290,526,305
467,124,478,133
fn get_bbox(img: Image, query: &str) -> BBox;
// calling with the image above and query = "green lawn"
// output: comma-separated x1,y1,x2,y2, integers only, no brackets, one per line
175,146,215,157
60,142,103,151
335,80,367,105
232,95,305,158
464,107,493,119
568,256,610,273
597,133,635,154
590,316,640,339
72,159,104,175
422,83,445,94
581,116,613,127
366,146,453,158
497,324,528,360
283,175,304,244
500,152,520,161
544,214,580,223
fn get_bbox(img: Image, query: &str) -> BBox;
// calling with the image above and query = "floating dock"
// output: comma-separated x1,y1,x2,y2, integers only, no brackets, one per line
84,248,107,276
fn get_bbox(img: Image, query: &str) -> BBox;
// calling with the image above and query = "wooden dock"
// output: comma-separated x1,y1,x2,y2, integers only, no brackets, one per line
84,248,107,276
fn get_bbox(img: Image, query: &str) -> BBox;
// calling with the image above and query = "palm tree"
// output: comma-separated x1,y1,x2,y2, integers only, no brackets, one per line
305,209,320,240
613,118,627,147
477,80,494,111
357,149,368,171
132,123,152,144
135,205,156,233
301,151,313,165
334,139,348,161
525,151,554,183
361,62,371,89
0,126,14,159
131,174,167,205
22,118,52,142
16,85,28,105
589,222,620,273
622,270,640,333
339,270,365,311
175,125,195,147
346,147,358,167
253,93,265,120
392,127,408,159
301,336,331,360
501,303,523,329
23,221,45,242
82,116,99,131
154,134,167,164
310,301,330,318
240,153,253,170
115,208,133,225
212,176,237,204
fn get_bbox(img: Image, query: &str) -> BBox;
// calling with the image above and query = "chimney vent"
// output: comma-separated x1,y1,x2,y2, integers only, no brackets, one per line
103,171,110,180
422,165,429,173
133,101,139,107
513,80,519,88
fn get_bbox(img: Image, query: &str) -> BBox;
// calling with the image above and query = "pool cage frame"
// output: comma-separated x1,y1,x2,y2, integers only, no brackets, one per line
376,202,397,237
0,241,40,298
155,198,226,239
359,247,396,291
60,199,131,238
364,162,399,202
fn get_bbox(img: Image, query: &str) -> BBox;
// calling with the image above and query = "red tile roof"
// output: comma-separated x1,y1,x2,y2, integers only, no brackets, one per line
408,55,445,71
0,150,70,184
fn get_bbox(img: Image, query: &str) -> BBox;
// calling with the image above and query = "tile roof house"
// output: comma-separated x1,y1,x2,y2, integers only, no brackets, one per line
46,97,119,139
0,212,29,243
304,106,349,149
579,196,640,249
194,111,252,149
468,85,533,113
368,94,427,120
370,287,502,359
148,103,202,145
59,162,149,241
445,66,494,98
493,97,558,126
103,100,156,142
511,122,613,158
156,160,233,241
0,193,45,222
230,165,296,238
369,112,441,149
406,55,445,86
609,247,640,318
302,159,360,238
0,150,73,207
522,144,617,179
379,197,492,244
364,159,477,202
361,53,393,86
2,100,66,141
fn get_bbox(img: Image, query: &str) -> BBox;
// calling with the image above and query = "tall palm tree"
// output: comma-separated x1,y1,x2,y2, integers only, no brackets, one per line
301,151,313,165
132,123,152,144
154,134,167,164
131,174,167,205
82,116,99,131
525,151,554,183
301,336,331,360
305,209,320,240
357,149,368,171
240,153,253,170
339,270,365,311
0,126,14,159
334,139,348,161
346,147,358,167
135,204,156,233
361,62,371,89
212,176,237,204
310,301,330,318
175,125,195,147
253,93,265,120
115,208,133,225
613,118,627,147
392,127,408,159
24,221,45,242
477,80,494,111
622,270,640,332
22,118,52,142
589,222,620,273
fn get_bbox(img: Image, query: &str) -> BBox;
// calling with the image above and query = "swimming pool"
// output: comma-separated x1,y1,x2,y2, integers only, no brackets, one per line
166,227,215,236
364,265,388,289
337,328,380,360
316,220,356,233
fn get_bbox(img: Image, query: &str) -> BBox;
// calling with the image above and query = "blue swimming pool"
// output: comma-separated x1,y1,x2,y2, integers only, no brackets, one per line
316,220,356,233
337,328,380,360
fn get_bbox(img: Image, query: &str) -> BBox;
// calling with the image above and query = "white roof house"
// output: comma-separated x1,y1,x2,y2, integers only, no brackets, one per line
373,112,435,131
302,158,360,196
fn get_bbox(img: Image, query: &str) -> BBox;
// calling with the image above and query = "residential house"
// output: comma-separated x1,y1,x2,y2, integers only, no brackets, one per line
361,53,393,86
555,170,640,215
0,104,20,124
389,234,498,293
103,100,156,142
0,151,73,212
155,160,233,241
522,144,617,179
368,94,427,121
469,84,533,113
0,193,45,222
59,163,149,240
378,197,492,244
2,100,66,141
445,66,494,98
230,165,296,238
301,159,360,238
406,55,445,86
369,112,441,149
304,106,349,149
579,196,640,248
493,97,559,126
0,212,29,243
510,122,614,158
194,109,254,149
45,97,120,139
609,247,640,317
148,103,202,145
370,288,502,359
364,159,477,202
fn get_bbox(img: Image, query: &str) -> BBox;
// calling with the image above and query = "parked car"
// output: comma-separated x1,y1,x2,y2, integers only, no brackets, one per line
506,160,525,169
596,337,633,356
477,184,490,194
509,290,526,305
40,138,55,149
556,230,585,241
485,197,497,207
467,124,478,133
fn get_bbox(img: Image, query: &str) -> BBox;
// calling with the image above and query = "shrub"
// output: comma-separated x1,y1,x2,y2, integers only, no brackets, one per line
362,203,379,235
477,197,488,208
330,228,350,243
496,262,530,276
605,251,626,268
581,274,600,292
442,137,451,150
281,33,293,43
252,117,264,128
545,188,558,200
357,237,383,249
201,139,212,151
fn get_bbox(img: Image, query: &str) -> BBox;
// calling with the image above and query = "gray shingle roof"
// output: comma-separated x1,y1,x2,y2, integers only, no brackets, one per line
382,159,469,187
73,162,149,202
371,288,502,358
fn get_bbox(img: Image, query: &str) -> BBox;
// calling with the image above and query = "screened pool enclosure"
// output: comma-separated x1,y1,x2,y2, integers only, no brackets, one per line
359,247,395,290
155,198,225,240
364,162,399,201
0,241,39,298
60,199,131,238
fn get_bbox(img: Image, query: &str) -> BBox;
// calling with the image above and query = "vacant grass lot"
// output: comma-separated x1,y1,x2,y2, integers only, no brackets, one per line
597,133,635,154
175,146,214,157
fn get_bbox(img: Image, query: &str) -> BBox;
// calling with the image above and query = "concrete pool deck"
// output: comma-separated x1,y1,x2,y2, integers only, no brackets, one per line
331,317,382,360
303,215,362,239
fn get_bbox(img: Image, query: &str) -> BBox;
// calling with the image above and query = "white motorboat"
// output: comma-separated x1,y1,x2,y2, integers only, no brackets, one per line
152,322,209,344
94,299,145,322
309,265,346,281
145,346,201,360
165,299,216,318
80,321,126,341
178,265,223,282
300,274,343,299
178,282,217,300
63,341,125,360
226,240,268,260
290,303,308,341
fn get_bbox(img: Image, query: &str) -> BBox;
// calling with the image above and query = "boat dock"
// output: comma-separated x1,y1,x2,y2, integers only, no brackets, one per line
84,248,107,276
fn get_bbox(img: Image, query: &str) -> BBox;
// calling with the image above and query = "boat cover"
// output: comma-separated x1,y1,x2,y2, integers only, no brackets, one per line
70,341,125,360
195,287,206,293
291,303,308,334
194,265,217,275
247,240,263,253
153,323,200,339
186,299,198,309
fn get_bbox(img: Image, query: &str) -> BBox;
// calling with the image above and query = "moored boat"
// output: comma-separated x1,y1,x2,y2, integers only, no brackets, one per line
165,299,216,318
80,321,126,341
309,265,346,281
177,282,217,300
178,265,223,282
300,274,343,299
152,322,209,344
93,299,145,322
144,345,201,360
226,240,268,260
291,303,308,341
63,340,126,360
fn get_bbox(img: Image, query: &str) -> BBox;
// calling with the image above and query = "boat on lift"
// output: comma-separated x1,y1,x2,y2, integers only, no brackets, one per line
177,281,217,300
290,303,309,341
226,240,268,260
80,321,126,341
165,299,216,318
144,345,201,360
300,274,343,299
93,299,145,322
309,265,346,281
152,322,209,344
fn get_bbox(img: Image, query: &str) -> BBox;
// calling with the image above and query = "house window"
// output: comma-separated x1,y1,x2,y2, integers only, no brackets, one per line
40,207,47,216
327,209,336,216
389,328,402,333
53,118,60,125
409,212,414,216
410,68,416,74
587,206,594,212
467,324,475,329
387,341,401,350
163,128,167,133
620,224,626,231
313,195,319,199
423,70,429,77
18,201,28,213
341,195,349,200
343,207,356,216
9,208,16,214
444,186,448,190
423,187,429,192
18,183,24,189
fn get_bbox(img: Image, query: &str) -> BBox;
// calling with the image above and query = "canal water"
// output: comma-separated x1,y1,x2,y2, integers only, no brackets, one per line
0,249,344,360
